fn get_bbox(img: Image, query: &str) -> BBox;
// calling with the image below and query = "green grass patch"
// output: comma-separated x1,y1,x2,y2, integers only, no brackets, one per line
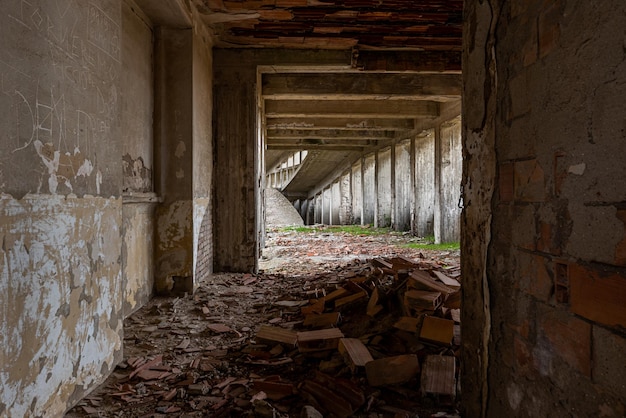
404,241,460,251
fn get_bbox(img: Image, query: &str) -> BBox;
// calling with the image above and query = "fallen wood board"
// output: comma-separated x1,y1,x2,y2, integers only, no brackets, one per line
433,271,461,289
420,316,454,346
297,328,344,352
301,298,326,315
252,380,295,400
366,287,383,317
338,338,374,371
303,312,341,328
365,354,420,386
443,290,461,309
404,290,442,311
324,288,350,303
393,316,420,333
256,325,297,346
335,291,368,308
408,270,455,295
420,355,456,397
301,380,353,418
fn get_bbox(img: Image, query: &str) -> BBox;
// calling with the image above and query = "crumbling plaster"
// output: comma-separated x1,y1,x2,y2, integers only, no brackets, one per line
0,195,123,417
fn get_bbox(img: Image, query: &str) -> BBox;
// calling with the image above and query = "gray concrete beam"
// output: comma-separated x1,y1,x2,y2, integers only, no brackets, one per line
265,99,440,118
262,72,462,99
266,117,415,130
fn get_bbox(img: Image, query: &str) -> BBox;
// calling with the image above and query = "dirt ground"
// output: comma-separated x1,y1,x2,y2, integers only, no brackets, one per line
65,227,461,418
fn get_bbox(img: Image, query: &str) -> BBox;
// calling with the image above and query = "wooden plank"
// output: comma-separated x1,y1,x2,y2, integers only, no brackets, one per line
420,355,456,397
256,325,298,346
404,290,442,311
393,316,420,333
338,338,374,371
408,269,455,294
301,380,353,418
297,328,344,352
420,316,454,346
301,298,326,315
303,312,341,328
335,291,368,308
365,355,420,386
433,270,461,289
366,287,383,317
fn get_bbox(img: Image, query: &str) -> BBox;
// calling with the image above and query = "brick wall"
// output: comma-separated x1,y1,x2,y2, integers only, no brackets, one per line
463,0,626,416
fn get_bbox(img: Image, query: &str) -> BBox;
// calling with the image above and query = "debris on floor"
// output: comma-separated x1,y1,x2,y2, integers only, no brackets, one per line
67,262,460,416
67,231,461,418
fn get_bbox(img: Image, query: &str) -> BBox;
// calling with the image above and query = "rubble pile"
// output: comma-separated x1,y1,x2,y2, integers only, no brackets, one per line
69,254,462,418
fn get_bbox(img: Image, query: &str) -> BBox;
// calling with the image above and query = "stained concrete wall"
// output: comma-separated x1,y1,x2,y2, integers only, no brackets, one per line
351,162,363,225
121,0,155,315
415,130,436,237
362,155,376,225
377,149,392,227
439,117,462,243
395,139,413,231
338,172,352,225
153,28,194,295
462,1,626,417
0,1,124,415
331,181,341,225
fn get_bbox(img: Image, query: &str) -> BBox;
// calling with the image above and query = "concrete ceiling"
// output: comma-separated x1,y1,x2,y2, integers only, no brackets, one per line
193,0,464,199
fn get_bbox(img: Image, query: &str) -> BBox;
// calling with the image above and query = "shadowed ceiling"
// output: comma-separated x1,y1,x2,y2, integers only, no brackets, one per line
194,0,464,200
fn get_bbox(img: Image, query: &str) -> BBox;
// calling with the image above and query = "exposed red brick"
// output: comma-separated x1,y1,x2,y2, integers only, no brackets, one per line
514,335,532,369
514,159,546,202
520,254,553,302
540,310,591,377
538,1,561,58
569,263,626,328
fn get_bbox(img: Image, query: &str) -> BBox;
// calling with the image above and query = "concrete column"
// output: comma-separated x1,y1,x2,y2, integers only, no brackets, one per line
391,140,397,230
410,136,417,234
433,124,442,244
374,151,379,228
154,27,194,294
360,155,366,226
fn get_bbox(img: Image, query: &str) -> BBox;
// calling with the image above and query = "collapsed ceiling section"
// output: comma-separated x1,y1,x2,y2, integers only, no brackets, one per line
194,0,463,50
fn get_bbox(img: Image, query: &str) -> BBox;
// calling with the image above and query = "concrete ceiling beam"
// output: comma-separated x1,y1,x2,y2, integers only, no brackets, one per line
262,72,462,99
264,99,440,119
266,129,396,140
265,117,415,131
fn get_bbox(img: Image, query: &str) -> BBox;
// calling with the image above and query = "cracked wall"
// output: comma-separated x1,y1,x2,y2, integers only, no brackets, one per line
463,1,626,416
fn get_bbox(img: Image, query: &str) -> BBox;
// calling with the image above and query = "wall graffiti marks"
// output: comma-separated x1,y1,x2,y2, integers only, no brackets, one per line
87,3,120,64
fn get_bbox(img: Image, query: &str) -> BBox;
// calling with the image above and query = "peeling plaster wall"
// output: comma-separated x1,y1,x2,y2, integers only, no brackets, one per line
463,1,626,417
0,196,123,417
0,0,124,415
154,28,194,294
415,130,436,237
121,0,155,314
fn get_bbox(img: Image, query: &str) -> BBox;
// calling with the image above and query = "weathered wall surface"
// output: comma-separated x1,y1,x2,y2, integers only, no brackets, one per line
0,196,123,417
395,139,412,231
362,155,376,225
415,130,436,236
351,162,363,225
0,1,125,416
377,149,392,227
192,22,213,284
463,1,626,417
439,117,462,242
154,28,194,294
121,0,155,314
